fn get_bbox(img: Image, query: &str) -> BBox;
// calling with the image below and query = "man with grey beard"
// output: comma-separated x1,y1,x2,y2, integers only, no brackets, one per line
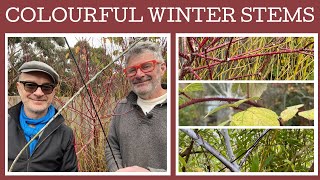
106,41,167,172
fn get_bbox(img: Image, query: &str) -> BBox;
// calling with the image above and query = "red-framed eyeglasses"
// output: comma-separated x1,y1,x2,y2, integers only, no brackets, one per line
123,60,162,77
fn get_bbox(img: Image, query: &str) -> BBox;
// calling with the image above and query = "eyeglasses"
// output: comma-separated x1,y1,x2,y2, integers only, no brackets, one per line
18,81,55,95
123,60,162,77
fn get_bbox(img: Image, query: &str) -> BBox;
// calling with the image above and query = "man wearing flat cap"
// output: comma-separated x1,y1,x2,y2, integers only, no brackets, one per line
8,61,78,172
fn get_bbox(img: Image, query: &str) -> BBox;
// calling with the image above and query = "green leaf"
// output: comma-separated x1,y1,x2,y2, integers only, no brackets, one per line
284,159,295,171
204,97,260,118
298,109,314,120
182,83,204,93
251,154,260,172
263,154,274,168
179,155,187,168
230,107,280,126
178,87,183,93
205,104,231,118
179,96,187,105
233,97,260,107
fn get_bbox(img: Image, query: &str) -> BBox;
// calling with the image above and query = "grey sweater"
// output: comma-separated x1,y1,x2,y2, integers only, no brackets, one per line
106,89,167,172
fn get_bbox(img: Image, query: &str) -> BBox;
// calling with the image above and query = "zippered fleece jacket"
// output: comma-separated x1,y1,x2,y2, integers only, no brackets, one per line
106,85,167,172
8,102,78,172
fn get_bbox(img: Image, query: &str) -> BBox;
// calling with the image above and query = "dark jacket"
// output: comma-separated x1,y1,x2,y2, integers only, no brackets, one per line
8,102,78,172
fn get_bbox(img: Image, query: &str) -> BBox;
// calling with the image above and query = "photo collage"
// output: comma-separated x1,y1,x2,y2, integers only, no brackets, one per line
176,34,317,175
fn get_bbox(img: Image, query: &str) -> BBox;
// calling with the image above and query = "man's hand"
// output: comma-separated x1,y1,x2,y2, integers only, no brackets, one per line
116,166,150,172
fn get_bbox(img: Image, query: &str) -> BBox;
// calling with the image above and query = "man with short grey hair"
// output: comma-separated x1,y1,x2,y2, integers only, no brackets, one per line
8,61,78,172
106,41,167,172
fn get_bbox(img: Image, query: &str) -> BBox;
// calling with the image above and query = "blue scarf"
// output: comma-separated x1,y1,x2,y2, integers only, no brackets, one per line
19,104,55,156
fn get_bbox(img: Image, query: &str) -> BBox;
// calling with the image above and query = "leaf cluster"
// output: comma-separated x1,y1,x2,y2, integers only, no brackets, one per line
179,129,314,172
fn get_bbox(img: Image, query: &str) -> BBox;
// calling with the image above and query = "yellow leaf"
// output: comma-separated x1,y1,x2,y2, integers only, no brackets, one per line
280,104,304,122
231,107,279,126
286,104,304,109
298,109,314,120
280,108,297,122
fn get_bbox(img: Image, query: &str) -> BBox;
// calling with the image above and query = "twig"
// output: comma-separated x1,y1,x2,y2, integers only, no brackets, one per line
228,48,312,62
218,129,271,172
199,37,209,50
227,73,259,80
187,37,195,53
179,97,262,109
180,129,240,172
179,92,192,100
180,138,194,172
205,37,221,49
225,37,234,61
204,48,213,80
201,37,247,55
179,52,190,61
239,129,271,167
221,129,239,169
186,67,201,80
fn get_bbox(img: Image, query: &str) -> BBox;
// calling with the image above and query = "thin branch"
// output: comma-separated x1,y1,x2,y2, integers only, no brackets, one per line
205,37,221,49
180,128,240,172
180,138,194,172
187,37,195,53
179,97,262,109
204,48,213,80
199,37,209,50
227,73,260,80
225,37,234,61
200,37,247,55
179,92,192,100
184,67,201,80
239,129,271,167
221,129,239,169
185,47,313,76
218,129,271,172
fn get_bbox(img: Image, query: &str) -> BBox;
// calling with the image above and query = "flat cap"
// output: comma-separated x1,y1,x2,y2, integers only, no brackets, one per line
18,61,59,85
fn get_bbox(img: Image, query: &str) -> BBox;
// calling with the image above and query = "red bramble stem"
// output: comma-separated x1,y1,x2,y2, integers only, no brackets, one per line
199,37,209,50
179,97,262,109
